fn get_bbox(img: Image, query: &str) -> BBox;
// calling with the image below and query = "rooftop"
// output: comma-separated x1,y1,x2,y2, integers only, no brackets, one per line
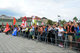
0,15,14,19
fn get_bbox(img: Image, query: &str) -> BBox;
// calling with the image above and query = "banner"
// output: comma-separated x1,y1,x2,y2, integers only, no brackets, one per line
32,16,37,25
4,22,10,32
21,21,25,27
6,22,9,28
21,21,27,28
21,16,27,27
4,27,10,32
13,17,16,25
12,27,17,36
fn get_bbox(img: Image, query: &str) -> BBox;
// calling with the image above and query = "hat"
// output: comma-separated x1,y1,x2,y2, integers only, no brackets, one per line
59,24,63,27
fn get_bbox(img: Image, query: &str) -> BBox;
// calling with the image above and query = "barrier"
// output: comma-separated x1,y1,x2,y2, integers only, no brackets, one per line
5,29,80,52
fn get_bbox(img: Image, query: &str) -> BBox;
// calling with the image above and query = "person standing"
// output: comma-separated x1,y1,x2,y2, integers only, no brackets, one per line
57,25,64,47
48,25,53,43
0,28,1,33
17,26,20,36
67,22,75,49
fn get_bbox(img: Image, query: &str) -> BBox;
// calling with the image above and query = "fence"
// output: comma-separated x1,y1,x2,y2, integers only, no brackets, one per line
5,29,80,52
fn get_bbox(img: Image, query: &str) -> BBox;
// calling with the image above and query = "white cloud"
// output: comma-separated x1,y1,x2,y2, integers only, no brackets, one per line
0,0,80,21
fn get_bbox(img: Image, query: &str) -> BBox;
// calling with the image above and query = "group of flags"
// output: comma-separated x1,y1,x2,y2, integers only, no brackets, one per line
4,17,16,33
3,17,17,36
3,16,38,36
21,16,27,28
4,23,10,32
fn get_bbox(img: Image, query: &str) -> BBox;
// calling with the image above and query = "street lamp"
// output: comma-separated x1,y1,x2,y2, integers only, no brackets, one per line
57,15,61,25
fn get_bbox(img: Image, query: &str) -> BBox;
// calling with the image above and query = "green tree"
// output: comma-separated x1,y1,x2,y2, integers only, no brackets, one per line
60,19,66,25
47,19,56,25
53,21,56,24
73,17,78,22
47,19,53,25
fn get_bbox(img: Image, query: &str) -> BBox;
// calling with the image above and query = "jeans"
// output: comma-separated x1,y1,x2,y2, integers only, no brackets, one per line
50,37,54,43
18,31,20,36
38,35,41,41
23,31,26,37
58,36,63,41
58,36,63,44
45,32,48,42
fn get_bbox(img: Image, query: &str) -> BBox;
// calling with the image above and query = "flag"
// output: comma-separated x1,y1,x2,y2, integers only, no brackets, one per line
21,16,27,27
32,16,37,25
6,22,9,28
34,19,37,24
4,27,10,32
21,21,24,27
13,17,16,25
12,27,17,36
32,16,35,23
22,16,27,22
4,23,10,32
24,21,27,27
21,21,27,28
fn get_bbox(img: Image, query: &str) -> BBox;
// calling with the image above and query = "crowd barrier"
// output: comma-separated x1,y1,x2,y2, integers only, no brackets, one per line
4,30,80,52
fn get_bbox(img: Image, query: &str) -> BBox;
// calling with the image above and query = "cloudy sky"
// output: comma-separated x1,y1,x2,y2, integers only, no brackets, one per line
0,0,80,21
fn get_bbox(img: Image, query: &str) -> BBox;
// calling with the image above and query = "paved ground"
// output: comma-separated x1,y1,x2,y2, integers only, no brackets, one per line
0,33,77,53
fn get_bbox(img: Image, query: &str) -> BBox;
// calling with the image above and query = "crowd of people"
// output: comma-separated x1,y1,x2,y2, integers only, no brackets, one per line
0,20,80,51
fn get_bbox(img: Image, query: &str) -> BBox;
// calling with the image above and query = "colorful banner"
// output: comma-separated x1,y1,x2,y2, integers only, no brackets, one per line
13,17,16,25
21,21,27,28
4,22,10,32
21,16,27,27
6,22,9,28
12,27,17,36
32,16,37,25
4,27,10,32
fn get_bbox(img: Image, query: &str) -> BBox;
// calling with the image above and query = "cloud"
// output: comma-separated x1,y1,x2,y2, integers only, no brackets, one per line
0,0,80,21
0,9,25,17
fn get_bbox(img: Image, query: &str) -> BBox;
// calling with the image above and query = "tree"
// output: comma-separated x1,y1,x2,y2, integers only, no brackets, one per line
73,17,78,22
47,19,56,25
53,21,56,24
60,19,66,25
47,20,53,25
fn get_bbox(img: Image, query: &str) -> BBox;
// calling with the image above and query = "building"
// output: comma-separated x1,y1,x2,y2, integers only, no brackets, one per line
0,15,42,26
42,17,48,25
0,15,14,25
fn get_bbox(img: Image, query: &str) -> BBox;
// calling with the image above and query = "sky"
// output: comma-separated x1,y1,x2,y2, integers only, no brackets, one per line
0,0,80,21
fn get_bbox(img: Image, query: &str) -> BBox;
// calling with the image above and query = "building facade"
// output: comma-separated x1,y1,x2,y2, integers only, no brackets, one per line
0,15,46,26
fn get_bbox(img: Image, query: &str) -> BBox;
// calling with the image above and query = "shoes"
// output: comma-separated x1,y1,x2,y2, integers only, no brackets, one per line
58,44,64,48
